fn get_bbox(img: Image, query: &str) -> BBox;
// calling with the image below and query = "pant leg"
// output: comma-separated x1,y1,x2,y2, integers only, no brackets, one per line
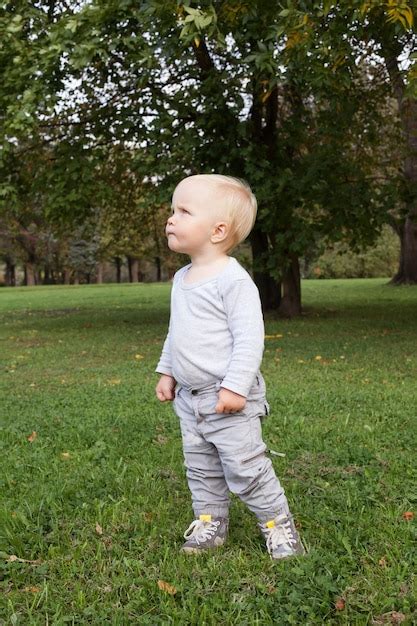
197,382,290,523
174,386,230,518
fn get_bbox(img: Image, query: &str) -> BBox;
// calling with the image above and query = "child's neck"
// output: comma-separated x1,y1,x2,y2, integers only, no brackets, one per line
190,250,229,268
185,253,230,283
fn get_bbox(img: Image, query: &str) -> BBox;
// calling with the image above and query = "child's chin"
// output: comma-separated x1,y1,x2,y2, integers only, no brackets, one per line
168,241,188,254
167,239,179,251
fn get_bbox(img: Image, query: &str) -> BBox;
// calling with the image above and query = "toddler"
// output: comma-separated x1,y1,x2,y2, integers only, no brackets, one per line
155,174,305,559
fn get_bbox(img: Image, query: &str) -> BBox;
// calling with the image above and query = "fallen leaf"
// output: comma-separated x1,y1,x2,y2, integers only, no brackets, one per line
23,586,41,593
61,452,71,460
398,583,409,597
372,611,406,625
378,557,387,567
135,354,144,360
154,435,168,445
107,378,121,385
402,511,414,521
6,555,42,565
265,334,283,339
314,355,322,361
95,522,103,536
157,580,177,595
27,431,37,443
335,597,346,611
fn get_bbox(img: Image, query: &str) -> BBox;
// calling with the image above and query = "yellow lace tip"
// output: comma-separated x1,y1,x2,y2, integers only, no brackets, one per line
199,514,212,522
266,520,275,529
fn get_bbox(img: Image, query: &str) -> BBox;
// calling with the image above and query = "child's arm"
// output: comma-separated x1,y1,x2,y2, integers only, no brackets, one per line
219,277,264,404
155,321,176,402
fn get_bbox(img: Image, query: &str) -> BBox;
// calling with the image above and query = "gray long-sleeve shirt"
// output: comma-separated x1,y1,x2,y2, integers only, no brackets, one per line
156,257,264,397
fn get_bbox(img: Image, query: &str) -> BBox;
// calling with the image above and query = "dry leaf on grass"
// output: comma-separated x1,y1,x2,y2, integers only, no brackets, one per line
95,522,103,536
335,597,346,611
157,580,177,595
27,431,37,443
372,611,406,625
402,511,414,521
6,555,42,565
154,435,169,445
23,586,41,593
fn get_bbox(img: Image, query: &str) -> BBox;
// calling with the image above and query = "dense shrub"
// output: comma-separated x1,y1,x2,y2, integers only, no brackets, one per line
306,226,400,279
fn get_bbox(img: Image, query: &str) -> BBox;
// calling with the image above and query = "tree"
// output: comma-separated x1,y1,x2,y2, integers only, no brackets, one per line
1,1,414,312
282,1,417,285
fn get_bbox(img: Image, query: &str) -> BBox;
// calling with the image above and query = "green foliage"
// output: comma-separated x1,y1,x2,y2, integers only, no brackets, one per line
0,0,415,289
308,226,401,279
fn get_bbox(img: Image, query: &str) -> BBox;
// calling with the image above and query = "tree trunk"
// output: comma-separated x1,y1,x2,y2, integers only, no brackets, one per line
391,218,417,284
73,273,80,285
96,262,104,284
250,228,281,311
279,254,302,317
4,258,16,286
155,256,161,282
115,257,122,283
63,268,71,285
128,256,140,282
25,262,36,286
383,48,417,284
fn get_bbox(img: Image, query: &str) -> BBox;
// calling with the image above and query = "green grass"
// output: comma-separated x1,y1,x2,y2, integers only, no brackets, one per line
1,278,416,625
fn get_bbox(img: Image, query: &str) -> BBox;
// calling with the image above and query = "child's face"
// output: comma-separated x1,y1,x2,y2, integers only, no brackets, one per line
166,178,226,257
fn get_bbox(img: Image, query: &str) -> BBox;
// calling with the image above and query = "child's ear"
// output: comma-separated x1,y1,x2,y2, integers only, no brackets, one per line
211,222,229,245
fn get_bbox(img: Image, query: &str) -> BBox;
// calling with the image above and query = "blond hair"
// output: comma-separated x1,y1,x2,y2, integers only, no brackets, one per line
175,174,257,252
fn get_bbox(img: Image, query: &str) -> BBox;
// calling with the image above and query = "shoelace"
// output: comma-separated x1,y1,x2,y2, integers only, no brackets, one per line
263,515,296,552
183,519,220,545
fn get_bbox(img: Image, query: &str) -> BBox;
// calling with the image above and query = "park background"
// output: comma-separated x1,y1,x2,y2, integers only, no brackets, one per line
1,1,416,624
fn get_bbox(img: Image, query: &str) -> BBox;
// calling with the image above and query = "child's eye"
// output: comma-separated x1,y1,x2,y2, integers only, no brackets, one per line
180,208,190,214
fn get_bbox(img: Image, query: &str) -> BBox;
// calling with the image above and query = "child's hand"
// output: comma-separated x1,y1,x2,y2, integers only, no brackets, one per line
156,374,176,402
216,388,247,414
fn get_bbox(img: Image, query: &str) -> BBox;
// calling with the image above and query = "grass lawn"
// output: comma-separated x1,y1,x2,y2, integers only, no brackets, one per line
0,278,416,625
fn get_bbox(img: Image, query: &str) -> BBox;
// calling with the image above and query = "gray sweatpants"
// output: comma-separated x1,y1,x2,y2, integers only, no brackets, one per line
173,374,289,523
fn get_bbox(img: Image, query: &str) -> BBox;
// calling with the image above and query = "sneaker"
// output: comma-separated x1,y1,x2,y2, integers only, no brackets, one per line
259,513,306,560
182,514,228,554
